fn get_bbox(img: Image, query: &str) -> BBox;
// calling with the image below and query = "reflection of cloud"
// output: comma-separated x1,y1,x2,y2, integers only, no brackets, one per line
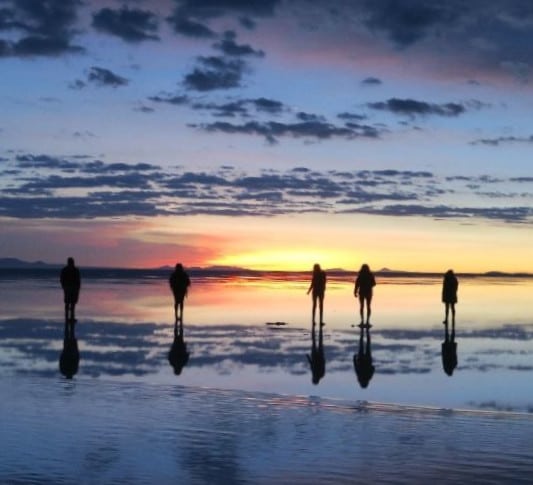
3,319,533,380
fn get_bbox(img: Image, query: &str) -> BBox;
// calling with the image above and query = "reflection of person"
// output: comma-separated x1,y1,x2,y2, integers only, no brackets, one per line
169,263,191,324
307,263,326,325
442,269,458,325
441,320,458,376
353,323,374,388
306,319,325,384
168,314,190,375
354,264,376,325
59,315,79,379
60,257,81,324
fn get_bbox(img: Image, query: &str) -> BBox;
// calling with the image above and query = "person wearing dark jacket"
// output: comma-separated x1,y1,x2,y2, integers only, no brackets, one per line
169,263,191,324
442,269,458,324
60,257,81,324
354,264,376,325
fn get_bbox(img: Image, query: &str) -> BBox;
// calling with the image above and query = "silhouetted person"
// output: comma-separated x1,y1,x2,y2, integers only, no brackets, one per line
354,264,376,325
60,257,80,324
353,323,374,388
169,263,191,324
307,263,326,325
441,320,457,376
59,319,79,379
168,315,189,375
442,269,458,325
306,318,325,384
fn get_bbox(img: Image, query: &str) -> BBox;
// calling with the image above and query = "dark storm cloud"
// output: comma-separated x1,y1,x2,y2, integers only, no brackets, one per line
0,0,83,57
1,153,531,224
92,6,159,42
213,31,264,57
367,98,467,117
183,56,246,91
86,67,129,88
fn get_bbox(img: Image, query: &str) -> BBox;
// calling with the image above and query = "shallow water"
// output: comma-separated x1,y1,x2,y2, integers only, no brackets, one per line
0,273,532,413
1,273,533,482
2,377,533,484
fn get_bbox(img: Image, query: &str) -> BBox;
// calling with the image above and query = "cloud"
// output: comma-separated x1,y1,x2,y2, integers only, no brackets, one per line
92,6,159,43
172,0,281,19
361,77,382,85
166,14,215,38
192,118,381,144
1,153,531,224
470,135,533,146
362,1,458,47
87,67,129,88
367,98,467,117
183,56,247,91
213,30,264,57
0,0,83,57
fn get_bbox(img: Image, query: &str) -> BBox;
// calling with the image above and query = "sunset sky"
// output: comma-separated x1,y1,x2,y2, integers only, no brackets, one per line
0,0,532,272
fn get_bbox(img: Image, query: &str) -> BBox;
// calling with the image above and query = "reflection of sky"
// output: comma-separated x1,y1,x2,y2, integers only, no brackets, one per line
0,275,532,412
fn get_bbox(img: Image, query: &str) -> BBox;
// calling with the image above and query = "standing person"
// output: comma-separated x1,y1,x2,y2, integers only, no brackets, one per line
307,263,326,325
354,264,376,326
442,269,458,325
169,263,191,324
60,257,81,324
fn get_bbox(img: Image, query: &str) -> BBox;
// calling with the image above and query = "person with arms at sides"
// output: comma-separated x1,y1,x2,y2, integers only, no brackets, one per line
60,257,81,325
307,263,326,326
169,263,191,324
442,269,458,325
354,263,376,326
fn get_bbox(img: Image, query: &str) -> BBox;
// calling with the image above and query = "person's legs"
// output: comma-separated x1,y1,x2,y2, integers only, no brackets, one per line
358,295,364,323
312,295,317,324
318,295,324,324
366,295,372,324
178,300,184,325
444,303,449,324
451,303,456,324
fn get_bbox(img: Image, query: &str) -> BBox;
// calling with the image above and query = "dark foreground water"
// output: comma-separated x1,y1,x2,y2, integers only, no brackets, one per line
1,376,532,484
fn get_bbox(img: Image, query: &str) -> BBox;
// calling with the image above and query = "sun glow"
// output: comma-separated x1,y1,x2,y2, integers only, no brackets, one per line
211,249,356,271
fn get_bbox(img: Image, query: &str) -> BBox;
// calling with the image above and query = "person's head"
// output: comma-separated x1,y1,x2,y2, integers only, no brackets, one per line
446,269,454,276
313,263,321,273
360,263,370,274
175,263,183,272
67,257,75,266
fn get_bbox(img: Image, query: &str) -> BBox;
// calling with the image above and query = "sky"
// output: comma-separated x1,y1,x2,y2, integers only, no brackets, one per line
0,0,532,272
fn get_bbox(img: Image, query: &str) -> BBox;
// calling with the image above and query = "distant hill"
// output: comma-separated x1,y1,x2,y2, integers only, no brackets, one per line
0,258,61,269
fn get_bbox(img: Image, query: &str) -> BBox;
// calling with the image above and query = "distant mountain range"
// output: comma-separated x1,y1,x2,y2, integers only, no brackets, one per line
0,258,61,269
0,258,530,277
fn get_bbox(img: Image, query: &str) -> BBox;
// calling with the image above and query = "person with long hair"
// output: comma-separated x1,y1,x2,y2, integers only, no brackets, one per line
354,263,376,326
442,269,458,325
307,263,326,325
